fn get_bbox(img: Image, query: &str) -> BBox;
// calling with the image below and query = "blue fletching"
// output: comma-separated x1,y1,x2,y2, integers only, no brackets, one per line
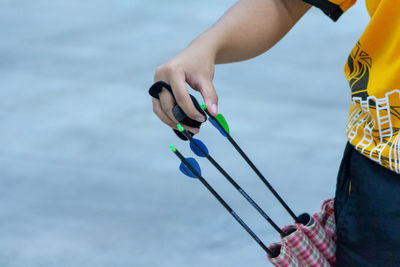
179,157,201,178
209,118,228,137
190,138,209,157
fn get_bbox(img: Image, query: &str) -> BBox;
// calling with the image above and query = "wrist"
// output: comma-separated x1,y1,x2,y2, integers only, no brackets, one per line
186,34,221,64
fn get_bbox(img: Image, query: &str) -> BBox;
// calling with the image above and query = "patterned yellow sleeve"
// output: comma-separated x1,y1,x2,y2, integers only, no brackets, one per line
303,0,357,21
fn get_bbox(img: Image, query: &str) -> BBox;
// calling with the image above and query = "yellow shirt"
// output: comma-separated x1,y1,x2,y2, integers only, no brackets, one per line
304,0,400,173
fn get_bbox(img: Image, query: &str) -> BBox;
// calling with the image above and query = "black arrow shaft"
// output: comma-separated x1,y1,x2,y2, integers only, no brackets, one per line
183,131,283,235
207,154,283,234
173,149,272,256
204,110,299,223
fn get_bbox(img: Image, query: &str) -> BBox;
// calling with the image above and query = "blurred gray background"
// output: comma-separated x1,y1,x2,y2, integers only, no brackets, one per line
0,1,370,266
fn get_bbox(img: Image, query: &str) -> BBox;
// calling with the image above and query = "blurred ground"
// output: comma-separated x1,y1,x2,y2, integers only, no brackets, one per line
0,0,370,266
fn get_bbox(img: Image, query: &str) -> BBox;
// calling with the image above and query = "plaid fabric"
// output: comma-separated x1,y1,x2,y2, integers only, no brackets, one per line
314,198,336,242
268,199,337,266
268,242,302,267
281,225,330,267
300,215,336,266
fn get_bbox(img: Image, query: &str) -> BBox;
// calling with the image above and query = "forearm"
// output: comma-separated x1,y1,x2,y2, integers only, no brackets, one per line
188,0,311,64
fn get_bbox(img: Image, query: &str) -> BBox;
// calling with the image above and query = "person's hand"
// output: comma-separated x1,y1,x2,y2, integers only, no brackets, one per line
152,42,219,134
151,0,311,133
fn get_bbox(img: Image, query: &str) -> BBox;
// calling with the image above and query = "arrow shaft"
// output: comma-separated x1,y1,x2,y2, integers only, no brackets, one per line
227,135,299,223
204,109,299,223
173,149,272,256
206,152,283,235
182,131,283,235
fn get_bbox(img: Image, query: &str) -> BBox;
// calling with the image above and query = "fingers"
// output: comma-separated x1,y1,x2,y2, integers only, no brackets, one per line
152,98,177,129
158,87,177,123
169,72,206,123
199,79,218,116
158,88,200,134
153,91,200,134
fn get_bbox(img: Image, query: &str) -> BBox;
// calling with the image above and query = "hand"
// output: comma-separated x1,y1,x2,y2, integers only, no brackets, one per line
151,0,310,133
152,42,219,134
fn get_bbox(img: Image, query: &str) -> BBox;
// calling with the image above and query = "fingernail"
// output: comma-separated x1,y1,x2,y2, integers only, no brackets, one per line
211,104,217,114
189,127,199,134
197,115,206,122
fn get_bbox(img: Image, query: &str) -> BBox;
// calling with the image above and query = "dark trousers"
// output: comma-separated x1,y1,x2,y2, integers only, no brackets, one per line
335,143,400,266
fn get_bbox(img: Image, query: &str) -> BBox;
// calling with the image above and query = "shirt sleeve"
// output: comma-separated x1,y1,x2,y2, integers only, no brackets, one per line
303,0,357,22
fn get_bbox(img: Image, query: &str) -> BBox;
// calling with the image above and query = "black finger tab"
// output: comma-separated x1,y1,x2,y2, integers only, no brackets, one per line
148,81,173,99
172,94,206,128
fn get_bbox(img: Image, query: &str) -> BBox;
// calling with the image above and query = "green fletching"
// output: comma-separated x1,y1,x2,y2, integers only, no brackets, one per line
215,114,230,134
177,124,185,132
200,102,207,111
169,144,177,152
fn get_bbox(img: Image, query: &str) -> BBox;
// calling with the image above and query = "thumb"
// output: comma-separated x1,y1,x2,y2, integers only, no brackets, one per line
199,80,218,116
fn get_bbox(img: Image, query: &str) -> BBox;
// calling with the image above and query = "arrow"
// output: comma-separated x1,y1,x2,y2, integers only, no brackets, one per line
170,144,273,256
200,103,300,223
177,124,284,235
